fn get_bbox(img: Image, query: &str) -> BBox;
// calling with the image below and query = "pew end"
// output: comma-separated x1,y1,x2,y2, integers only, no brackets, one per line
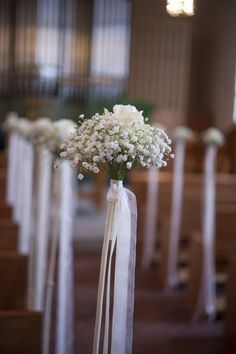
0,310,42,354
185,233,203,313
224,256,236,342
0,252,28,310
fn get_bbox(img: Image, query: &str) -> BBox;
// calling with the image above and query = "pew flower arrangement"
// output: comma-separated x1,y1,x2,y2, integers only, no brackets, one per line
15,118,34,139
30,117,54,147
173,125,194,142
50,119,76,157
202,127,225,147
60,104,173,180
3,112,19,131
59,104,173,354
27,117,75,170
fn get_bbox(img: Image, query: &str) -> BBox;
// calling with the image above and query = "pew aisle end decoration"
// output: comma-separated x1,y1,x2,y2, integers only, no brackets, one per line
4,114,35,253
167,125,194,287
141,122,167,270
193,127,224,321
14,118,35,253
60,104,173,354
29,117,55,312
42,119,76,354
4,112,19,210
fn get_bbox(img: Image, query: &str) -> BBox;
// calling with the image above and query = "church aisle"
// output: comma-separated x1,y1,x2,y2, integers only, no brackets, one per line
74,252,233,354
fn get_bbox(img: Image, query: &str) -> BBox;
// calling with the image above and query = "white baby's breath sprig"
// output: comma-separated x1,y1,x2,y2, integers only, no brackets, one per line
3,112,19,131
16,118,34,139
202,127,224,147
4,114,34,140
48,119,76,155
30,117,54,147
60,104,173,180
173,126,194,142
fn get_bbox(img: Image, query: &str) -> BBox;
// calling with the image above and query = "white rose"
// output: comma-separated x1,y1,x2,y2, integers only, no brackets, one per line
112,104,144,126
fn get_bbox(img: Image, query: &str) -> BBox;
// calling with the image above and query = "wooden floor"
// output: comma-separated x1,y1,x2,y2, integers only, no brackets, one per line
74,252,235,354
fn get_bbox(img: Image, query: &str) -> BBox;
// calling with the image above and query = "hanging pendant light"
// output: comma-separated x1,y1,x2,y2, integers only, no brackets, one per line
166,0,194,17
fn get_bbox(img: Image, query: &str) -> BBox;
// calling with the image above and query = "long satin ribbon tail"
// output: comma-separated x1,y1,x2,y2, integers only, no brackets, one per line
34,147,52,311
55,162,75,354
141,167,159,269
167,141,185,287
42,167,61,354
193,145,217,320
93,181,137,354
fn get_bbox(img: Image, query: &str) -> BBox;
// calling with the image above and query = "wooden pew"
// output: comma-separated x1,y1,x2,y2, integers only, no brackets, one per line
0,160,42,353
0,204,12,219
185,234,203,312
224,256,236,340
0,231,17,252
0,310,42,354
186,209,236,312
0,170,7,200
0,151,7,168
0,220,18,251
129,171,236,282
0,252,28,309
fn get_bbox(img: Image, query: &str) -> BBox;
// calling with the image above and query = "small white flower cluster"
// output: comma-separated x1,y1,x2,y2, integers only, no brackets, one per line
3,112,19,131
173,126,194,142
16,118,34,139
50,119,76,149
202,127,224,147
48,119,76,159
4,114,76,157
60,104,173,180
30,118,76,153
4,113,34,140
30,118,54,147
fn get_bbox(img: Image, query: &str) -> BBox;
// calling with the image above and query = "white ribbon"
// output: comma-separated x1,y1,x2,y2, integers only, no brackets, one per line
141,167,159,269
42,166,61,354
34,147,52,311
6,132,18,206
167,140,186,287
28,147,39,309
93,180,137,354
55,161,75,354
19,140,34,254
193,145,217,320
13,135,25,224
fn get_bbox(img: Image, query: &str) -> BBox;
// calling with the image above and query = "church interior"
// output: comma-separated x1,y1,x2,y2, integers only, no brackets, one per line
1,0,236,353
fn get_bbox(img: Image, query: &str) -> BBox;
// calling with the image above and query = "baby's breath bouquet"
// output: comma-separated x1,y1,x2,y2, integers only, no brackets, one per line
60,104,172,180
45,119,76,159
59,104,173,354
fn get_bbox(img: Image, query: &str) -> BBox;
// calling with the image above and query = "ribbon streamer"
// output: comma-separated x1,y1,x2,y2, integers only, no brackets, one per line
19,140,34,254
34,147,52,311
193,145,217,320
93,180,137,354
6,132,18,207
28,147,40,309
13,135,25,224
167,140,186,287
141,167,159,269
55,161,75,354
42,167,61,354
